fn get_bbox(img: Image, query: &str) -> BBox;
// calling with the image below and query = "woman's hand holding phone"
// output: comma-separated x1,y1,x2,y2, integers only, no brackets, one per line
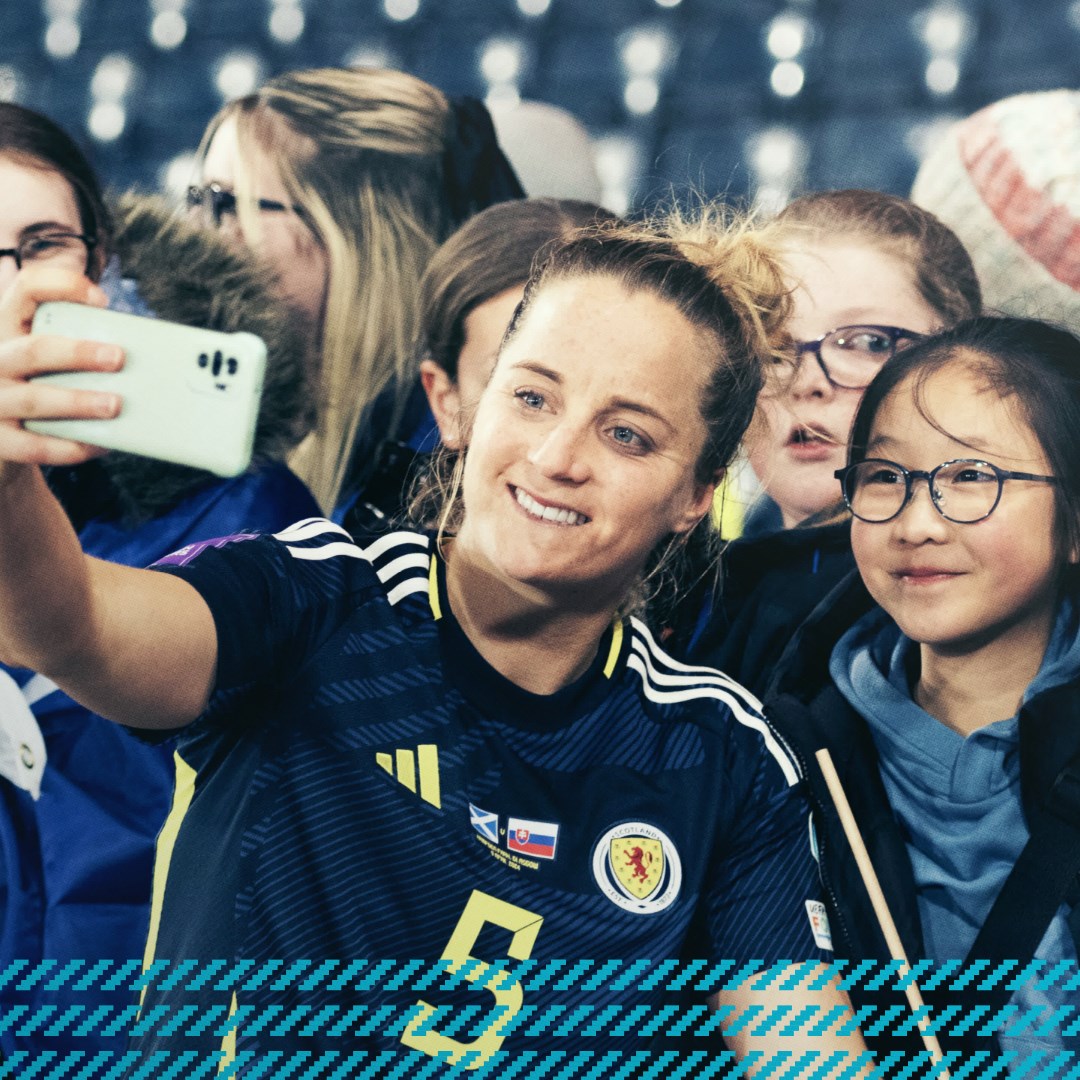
0,266,123,467
0,268,216,730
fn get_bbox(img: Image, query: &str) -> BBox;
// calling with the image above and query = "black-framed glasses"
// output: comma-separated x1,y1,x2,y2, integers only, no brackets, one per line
186,182,305,228
790,325,925,390
835,458,1057,524
0,230,97,274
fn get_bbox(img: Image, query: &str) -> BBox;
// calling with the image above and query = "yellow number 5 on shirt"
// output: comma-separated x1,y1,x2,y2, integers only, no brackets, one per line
401,890,544,1068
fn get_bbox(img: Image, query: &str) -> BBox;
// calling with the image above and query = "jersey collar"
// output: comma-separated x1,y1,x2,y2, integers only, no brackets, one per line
427,546,629,729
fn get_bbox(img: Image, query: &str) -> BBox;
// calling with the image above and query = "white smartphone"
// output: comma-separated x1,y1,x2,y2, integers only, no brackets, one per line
27,301,267,478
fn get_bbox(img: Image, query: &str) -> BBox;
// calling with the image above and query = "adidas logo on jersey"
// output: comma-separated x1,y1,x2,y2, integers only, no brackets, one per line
376,744,441,809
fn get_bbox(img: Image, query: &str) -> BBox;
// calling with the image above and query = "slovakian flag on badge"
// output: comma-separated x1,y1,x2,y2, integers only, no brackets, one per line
507,816,559,860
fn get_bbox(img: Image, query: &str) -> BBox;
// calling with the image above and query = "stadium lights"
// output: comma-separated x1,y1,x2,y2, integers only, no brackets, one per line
87,101,125,142
917,5,972,53
151,11,187,49
594,133,643,216
91,54,136,101
150,0,188,50
480,38,528,113
0,65,22,103
925,56,959,96
480,39,525,85
43,0,81,17
516,0,550,16
384,0,420,22
770,60,805,98
44,18,80,59
913,3,971,99
619,28,674,77
159,151,199,202
624,77,659,116
749,126,807,180
269,0,305,44
214,52,264,100
344,44,399,70
86,52,137,143
747,126,807,215
766,12,809,60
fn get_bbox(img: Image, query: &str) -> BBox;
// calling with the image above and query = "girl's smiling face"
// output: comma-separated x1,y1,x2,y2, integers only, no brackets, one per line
851,360,1065,665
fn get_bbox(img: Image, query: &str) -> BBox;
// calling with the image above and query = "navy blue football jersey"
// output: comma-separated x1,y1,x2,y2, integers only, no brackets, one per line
138,519,828,1069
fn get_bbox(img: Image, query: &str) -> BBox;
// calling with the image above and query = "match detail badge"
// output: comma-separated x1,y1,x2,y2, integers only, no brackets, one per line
805,900,834,951
592,822,682,914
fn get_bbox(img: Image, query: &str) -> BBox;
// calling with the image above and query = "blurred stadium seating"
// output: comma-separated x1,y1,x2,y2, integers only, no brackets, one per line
1,0,1078,212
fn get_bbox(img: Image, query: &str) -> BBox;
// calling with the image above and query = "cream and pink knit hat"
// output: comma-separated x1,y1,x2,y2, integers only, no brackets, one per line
911,89,1080,330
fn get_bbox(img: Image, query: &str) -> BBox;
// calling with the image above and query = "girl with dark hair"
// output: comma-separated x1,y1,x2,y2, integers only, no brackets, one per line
0,101,109,288
764,316,1080,1060
0,102,318,1063
0,212,870,1070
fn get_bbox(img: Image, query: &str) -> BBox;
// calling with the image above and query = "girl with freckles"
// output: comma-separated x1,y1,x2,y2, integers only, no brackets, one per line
0,213,872,1071
763,317,1080,1061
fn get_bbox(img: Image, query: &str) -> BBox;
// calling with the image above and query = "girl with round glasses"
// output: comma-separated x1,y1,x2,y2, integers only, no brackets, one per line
745,189,981,535
761,316,1080,1059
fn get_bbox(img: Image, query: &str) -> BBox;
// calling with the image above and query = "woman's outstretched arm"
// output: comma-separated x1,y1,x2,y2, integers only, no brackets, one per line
0,268,216,729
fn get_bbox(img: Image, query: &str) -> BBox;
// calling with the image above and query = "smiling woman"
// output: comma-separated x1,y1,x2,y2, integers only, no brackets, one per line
459,278,715,624
0,210,873,1072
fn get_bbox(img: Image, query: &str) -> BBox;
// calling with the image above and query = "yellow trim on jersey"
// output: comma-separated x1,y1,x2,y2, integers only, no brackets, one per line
430,547,622,680
140,750,197,1008
713,473,747,540
428,554,442,621
218,992,238,1074
603,619,624,678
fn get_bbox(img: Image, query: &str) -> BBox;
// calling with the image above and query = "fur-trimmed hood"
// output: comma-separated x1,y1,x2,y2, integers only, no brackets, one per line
48,192,314,528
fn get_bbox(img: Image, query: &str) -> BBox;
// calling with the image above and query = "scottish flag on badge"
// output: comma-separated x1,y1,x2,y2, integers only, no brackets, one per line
469,803,499,843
